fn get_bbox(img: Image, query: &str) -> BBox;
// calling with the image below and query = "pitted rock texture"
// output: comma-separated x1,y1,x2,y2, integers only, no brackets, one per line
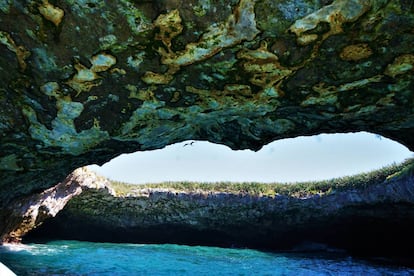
0,1,414,212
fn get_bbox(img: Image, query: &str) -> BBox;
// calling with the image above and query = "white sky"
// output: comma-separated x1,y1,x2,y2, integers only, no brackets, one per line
89,132,413,184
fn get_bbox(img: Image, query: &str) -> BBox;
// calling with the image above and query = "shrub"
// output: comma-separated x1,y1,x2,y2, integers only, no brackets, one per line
105,159,414,197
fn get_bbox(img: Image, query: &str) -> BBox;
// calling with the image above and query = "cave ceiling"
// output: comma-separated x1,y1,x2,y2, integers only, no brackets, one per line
0,0,413,204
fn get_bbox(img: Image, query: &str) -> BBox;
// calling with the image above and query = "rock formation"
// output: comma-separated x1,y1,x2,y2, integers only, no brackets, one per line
22,161,414,260
0,1,414,241
0,167,112,243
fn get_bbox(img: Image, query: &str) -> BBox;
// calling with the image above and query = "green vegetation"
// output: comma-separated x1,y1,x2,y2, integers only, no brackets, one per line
107,159,414,197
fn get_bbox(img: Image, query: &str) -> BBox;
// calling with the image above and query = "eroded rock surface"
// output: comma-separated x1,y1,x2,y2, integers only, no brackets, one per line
0,1,414,227
0,168,112,243
24,161,414,259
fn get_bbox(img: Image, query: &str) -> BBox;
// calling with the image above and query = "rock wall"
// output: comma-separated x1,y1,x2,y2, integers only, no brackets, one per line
24,162,414,259
0,167,112,243
0,0,414,210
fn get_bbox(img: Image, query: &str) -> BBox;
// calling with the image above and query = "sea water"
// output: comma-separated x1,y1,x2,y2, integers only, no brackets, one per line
0,241,413,275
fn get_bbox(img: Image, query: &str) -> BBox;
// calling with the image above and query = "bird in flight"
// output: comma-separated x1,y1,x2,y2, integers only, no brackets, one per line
183,141,195,147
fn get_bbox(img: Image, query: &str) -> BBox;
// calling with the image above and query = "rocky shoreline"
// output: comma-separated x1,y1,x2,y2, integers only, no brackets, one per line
0,168,112,243
2,162,412,262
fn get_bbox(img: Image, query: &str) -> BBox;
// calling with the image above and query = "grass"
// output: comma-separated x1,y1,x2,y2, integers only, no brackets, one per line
106,158,414,197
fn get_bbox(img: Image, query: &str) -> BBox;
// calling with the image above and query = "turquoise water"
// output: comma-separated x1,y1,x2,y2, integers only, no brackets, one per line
1,241,413,275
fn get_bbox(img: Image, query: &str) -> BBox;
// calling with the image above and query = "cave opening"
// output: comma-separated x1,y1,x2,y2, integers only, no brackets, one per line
22,131,414,263
88,131,413,184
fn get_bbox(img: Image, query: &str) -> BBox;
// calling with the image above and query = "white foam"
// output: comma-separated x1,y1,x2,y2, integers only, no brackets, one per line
2,243,32,252
2,243,61,256
0,262,16,276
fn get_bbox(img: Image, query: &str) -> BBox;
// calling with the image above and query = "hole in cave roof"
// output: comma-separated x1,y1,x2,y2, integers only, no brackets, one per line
88,132,413,184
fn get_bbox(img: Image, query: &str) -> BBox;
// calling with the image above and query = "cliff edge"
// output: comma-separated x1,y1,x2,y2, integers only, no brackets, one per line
14,160,414,261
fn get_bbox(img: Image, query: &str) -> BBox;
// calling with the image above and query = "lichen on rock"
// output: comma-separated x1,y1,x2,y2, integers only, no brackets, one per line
38,0,65,27
22,82,109,156
67,52,117,95
0,31,30,71
289,0,373,45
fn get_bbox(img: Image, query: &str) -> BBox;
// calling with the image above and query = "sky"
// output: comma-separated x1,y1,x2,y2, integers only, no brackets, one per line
89,132,413,184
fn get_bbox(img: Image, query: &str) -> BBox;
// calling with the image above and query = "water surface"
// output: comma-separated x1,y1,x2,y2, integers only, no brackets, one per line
1,241,413,275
